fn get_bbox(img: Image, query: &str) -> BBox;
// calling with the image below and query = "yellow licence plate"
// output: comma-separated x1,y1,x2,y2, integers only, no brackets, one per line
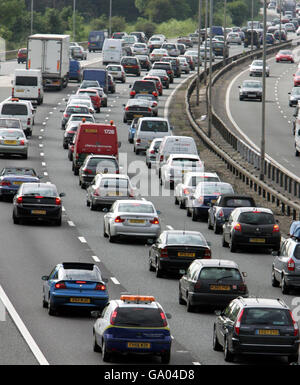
13,181,23,185
31,210,46,215
210,285,231,291
139,92,148,94
108,192,123,196
257,329,279,336
134,114,143,118
129,219,145,224
4,140,17,145
250,238,266,243
178,252,195,257
70,298,91,304
127,342,151,349
16,89,24,92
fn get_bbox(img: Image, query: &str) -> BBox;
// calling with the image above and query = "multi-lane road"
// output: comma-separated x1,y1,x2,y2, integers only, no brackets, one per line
0,41,298,366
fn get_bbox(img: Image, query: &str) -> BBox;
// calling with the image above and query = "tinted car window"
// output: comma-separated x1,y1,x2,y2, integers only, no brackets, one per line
122,58,138,65
167,233,206,246
140,121,168,132
224,198,253,207
114,307,165,327
101,179,128,189
63,269,100,281
0,129,24,138
133,82,156,92
118,203,154,213
89,158,117,171
22,185,57,197
15,77,38,86
67,106,89,114
191,176,219,185
199,267,241,280
241,308,292,326
294,244,300,260
2,168,36,176
0,119,21,128
238,212,275,225
1,104,28,115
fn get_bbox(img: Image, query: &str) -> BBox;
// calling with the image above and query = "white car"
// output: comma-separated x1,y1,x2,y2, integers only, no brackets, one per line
64,113,95,131
199,46,215,61
132,43,149,55
68,98,95,114
149,48,168,63
249,60,270,77
174,171,221,209
146,138,163,169
106,64,126,83
160,154,203,189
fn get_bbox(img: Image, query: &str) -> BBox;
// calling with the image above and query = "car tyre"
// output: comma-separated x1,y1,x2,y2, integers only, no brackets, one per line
101,340,111,362
178,287,185,305
48,298,57,316
271,267,280,287
13,212,20,224
224,337,234,362
288,354,299,364
208,216,213,230
93,334,102,353
103,223,108,238
186,295,195,313
161,350,171,364
213,326,223,352
179,199,185,209
222,235,229,247
230,238,237,253
109,227,116,243
174,196,179,205
281,275,290,294
214,222,221,234
187,207,191,217
155,261,163,278
192,209,198,222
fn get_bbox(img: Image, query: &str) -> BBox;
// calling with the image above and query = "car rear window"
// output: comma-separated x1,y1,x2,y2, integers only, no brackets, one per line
200,184,234,195
114,307,165,327
81,81,99,88
133,82,156,92
15,76,38,86
171,158,200,166
122,58,138,65
0,119,21,128
63,269,100,281
3,168,36,176
190,176,219,185
154,63,171,70
167,233,206,246
0,129,24,138
88,158,117,170
67,106,89,114
199,267,241,280
294,244,300,260
101,178,128,189
22,185,57,197
238,212,275,225
140,121,168,132
224,198,253,207
241,308,293,326
1,104,28,116
70,115,93,122
118,203,154,213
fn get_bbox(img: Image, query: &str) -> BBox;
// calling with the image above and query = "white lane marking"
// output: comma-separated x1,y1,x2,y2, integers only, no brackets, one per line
110,277,120,285
0,285,49,365
78,236,86,243
166,225,174,230
92,256,101,263
40,153,44,157
68,221,75,227
193,362,202,365
43,172,48,176
42,162,46,167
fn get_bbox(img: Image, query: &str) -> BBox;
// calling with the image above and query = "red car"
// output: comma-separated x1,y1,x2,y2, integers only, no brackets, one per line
17,48,27,64
276,50,294,63
293,71,300,86
77,88,101,113
143,75,163,96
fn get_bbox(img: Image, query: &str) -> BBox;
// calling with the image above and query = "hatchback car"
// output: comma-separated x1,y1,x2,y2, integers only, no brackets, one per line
106,64,126,83
213,297,299,363
293,70,300,87
123,99,153,123
0,128,28,159
152,62,174,83
134,94,159,116
178,57,190,74
17,48,27,64
12,182,65,225
179,260,248,311
76,89,101,113
79,80,101,89
149,230,211,278
42,262,108,316
103,200,161,243
226,32,242,45
128,118,139,143
120,57,141,76
276,50,294,63
129,80,158,99
87,174,135,211
148,69,170,89
208,195,256,234
160,57,181,78
177,36,193,48
148,37,164,52
132,43,149,55
135,55,152,70
239,80,262,101
146,138,163,168
79,155,119,189
149,49,168,63
161,43,180,57
92,294,172,363
222,207,281,253
272,237,300,294
143,75,163,96
61,105,90,129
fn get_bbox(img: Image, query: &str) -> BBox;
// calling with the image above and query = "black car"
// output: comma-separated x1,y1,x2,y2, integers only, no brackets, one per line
213,41,229,58
12,182,65,226
79,155,119,189
152,62,174,83
213,297,299,363
123,99,153,123
135,55,152,70
148,69,170,89
149,230,211,278
161,57,181,78
179,259,248,311
222,207,281,253
107,74,116,94
208,194,256,234
177,43,186,55
129,80,158,99
120,56,141,76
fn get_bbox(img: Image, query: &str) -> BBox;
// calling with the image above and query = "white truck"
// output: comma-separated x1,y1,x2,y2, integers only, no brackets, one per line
27,34,70,90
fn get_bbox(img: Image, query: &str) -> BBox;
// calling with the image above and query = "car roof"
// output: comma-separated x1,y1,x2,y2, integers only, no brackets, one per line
192,259,239,268
168,153,200,159
98,174,129,179
116,199,153,205
234,297,289,309
185,171,219,177
113,299,161,310
139,117,168,122
232,207,273,214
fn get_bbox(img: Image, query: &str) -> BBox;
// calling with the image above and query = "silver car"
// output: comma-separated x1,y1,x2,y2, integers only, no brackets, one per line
178,57,190,74
226,32,242,45
249,60,270,77
106,64,126,83
146,138,163,169
0,128,28,158
239,80,262,101
103,200,161,243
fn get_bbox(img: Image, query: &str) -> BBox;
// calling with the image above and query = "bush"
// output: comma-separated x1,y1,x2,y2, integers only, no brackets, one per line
156,18,197,38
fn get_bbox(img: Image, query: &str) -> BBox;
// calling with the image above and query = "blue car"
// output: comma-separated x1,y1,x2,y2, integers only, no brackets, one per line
0,167,40,200
42,262,109,316
92,295,172,363
69,59,82,83
187,182,234,221
128,117,139,143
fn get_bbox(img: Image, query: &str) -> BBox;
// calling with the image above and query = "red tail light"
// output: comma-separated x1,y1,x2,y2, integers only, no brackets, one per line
93,189,100,196
38,88,41,97
160,248,168,257
64,113,69,118
148,107,152,112
55,281,66,289
288,258,295,271
130,91,136,96
115,216,125,223
238,284,247,293
110,309,118,325
273,224,280,232
217,209,224,218
12,88,14,97
136,138,141,143
27,118,31,126
55,197,61,205
83,168,92,174
150,150,155,154
290,311,299,336
20,139,25,145
194,281,201,290
125,106,129,111
183,188,190,195
234,309,244,336
204,249,211,259
95,283,106,291
153,91,158,97
160,155,164,162
234,223,242,232
150,217,159,225
17,196,23,203
160,311,167,326
0,181,11,186
198,196,204,205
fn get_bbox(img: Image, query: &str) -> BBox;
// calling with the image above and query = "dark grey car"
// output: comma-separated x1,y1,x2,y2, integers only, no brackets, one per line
239,80,262,101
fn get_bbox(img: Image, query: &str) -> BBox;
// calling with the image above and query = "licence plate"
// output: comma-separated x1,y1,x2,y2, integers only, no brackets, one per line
13,181,23,185
178,252,195,257
129,219,145,224
134,114,143,118
139,92,148,94
211,200,217,204
256,329,279,336
31,210,46,215
210,285,231,291
250,238,266,243
127,342,151,349
70,298,91,304
108,192,123,196
16,89,24,92
111,72,118,75
4,140,17,145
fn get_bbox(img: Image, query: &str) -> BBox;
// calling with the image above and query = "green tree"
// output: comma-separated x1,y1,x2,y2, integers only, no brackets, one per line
227,0,249,26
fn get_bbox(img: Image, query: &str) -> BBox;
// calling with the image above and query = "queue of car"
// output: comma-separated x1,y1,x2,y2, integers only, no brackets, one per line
2,29,300,366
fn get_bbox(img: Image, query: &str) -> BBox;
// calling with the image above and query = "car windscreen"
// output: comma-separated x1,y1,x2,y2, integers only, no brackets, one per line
22,185,57,197
243,82,261,88
190,176,219,186
140,121,168,132
167,233,206,246
100,178,129,189
241,308,292,327
118,203,154,213
114,307,165,327
133,82,155,91
0,119,21,128
15,76,38,86
238,212,275,225
199,267,241,280
1,104,28,115
67,106,89,114
63,269,100,281
223,198,253,207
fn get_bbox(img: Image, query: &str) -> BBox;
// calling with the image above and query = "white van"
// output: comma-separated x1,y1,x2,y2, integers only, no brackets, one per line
133,117,173,155
156,135,198,177
12,69,44,105
0,98,35,136
102,38,126,65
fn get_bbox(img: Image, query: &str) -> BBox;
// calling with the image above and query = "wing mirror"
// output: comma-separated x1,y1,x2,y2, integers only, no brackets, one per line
41,276,49,281
91,310,102,319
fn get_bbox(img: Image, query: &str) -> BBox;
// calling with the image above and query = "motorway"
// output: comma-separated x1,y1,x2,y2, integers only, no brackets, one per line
0,42,299,366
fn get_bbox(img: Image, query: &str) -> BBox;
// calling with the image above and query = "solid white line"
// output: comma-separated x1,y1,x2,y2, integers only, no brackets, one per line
0,286,49,365
68,221,75,227
92,256,101,262
166,225,174,230
110,277,120,285
78,236,86,243
193,362,201,365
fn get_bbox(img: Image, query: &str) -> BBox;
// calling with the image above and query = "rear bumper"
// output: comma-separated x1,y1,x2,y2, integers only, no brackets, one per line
190,292,247,306
51,293,108,309
15,206,61,220
232,233,281,248
111,223,160,238
231,339,299,356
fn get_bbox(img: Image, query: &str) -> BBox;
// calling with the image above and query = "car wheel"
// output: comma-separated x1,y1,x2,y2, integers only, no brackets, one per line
230,238,237,253
192,209,198,222
103,223,108,238
42,294,48,309
178,286,185,305
149,257,155,272
213,326,223,352
288,354,299,364
155,261,163,278
281,275,290,294
271,267,280,287
136,149,140,155
186,295,195,313
208,216,213,230
174,196,179,205
224,337,234,362
214,222,221,234
222,234,229,247
187,207,192,217
109,227,116,243
93,333,102,353
161,350,171,364
13,212,20,224
179,199,185,209
90,200,97,211
54,216,62,226
101,340,111,362
48,298,56,316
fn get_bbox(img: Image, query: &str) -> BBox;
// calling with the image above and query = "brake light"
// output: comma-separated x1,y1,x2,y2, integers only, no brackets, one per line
0,181,11,186
136,138,141,143
130,91,136,96
234,223,242,232
160,248,168,257
153,91,158,97
183,188,190,195
93,189,100,196
20,139,25,145
27,118,31,126
150,149,155,154
150,217,159,225
288,258,295,271
76,281,86,284
64,113,69,118
290,311,299,336
234,309,244,336
194,281,201,290
55,197,61,205
238,283,247,293
95,283,106,291
17,196,23,204
83,168,92,174
110,309,118,325
125,106,129,111
148,107,152,112
160,155,164,162
55,281,66,289
217,209,224,218
204,249,211,259
160,311,167,326
198,196,204,205
115,216,125,223
273,224,280,232
12,88,14,97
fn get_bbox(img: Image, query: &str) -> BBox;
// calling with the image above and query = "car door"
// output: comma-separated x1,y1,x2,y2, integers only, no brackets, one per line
210,196,221,226
223,213,233,243
95,303,111,345
45,267,59,300
274,240,288,280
